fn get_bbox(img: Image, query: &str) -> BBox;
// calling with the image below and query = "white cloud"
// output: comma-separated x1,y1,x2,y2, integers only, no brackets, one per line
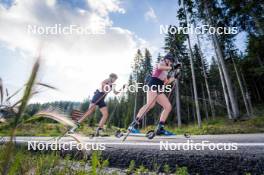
46,0,56,7
144,7,157,22
87,0,125,17
0,0,151,103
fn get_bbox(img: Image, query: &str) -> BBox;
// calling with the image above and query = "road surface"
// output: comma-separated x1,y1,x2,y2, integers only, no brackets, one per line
1,134,264,174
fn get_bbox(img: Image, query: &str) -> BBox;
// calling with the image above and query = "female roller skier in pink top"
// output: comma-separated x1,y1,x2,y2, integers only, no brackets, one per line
129,53,181,135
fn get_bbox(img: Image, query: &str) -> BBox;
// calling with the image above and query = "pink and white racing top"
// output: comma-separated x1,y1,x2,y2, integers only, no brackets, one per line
152,61,168,81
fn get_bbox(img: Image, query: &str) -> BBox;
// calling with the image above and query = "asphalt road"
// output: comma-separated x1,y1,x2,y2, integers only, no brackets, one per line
2,133,264,151
3,133,263,144
1,134,264,174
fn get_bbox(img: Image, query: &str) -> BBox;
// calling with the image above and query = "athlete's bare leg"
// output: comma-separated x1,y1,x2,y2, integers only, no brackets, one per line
98,107,109,128
156,93,172,122
136,90,158,120
78,103,96,123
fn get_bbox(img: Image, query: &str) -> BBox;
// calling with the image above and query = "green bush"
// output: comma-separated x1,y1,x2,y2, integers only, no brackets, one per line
127,160,135,174
135,165,149,174
175,166,188,175
163,164,170,174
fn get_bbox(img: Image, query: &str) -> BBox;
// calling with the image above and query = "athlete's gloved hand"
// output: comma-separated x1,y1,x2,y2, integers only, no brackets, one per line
172,63,182,70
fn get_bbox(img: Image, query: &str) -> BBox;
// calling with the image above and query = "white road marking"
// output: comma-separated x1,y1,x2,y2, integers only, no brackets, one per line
13,139,264,147
81,142,264,147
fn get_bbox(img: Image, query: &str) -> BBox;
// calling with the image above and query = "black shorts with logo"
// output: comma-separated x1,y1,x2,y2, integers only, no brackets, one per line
147,77,164,92
91,90,107,108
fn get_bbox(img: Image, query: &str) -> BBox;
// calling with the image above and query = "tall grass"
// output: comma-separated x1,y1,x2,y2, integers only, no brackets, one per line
1,58,41,175
0,57,80,174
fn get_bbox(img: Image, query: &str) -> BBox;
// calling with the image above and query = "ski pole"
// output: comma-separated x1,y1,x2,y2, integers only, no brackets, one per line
131,67,181,124
123,67,182,140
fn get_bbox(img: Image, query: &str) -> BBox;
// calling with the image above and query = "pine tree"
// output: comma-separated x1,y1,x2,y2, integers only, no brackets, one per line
178,0,202,127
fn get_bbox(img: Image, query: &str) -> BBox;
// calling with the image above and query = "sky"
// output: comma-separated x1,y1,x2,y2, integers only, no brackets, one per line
0,0,247,104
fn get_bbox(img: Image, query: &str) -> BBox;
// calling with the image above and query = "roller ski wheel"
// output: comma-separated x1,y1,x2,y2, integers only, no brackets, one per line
146,130,156,139
184,133,190,138
88,133,95,139
115,130,124,138
122,120,140,142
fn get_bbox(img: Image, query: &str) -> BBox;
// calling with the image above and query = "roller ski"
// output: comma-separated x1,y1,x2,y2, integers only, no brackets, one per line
56,122,80,140
88,127,111,138
118,120,190,140
145,122,175,139
45,122,79,142
67,122,80,134
119,119,141,141
115,130,149,139
117,120,176,140
146,123,190,139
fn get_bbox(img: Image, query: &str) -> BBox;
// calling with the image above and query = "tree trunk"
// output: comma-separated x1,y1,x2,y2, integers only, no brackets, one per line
191,85,196,122
187,99,190,122
183,3,202,127
253,80,262,102
143,95,146,128
175,78,182,127
133,87,138,121
204,1,240,119
214,89,218,106
202,85,209,120
186,83,190,123
212,35,240,118
214,54,232,119
174,55,181,127
196,32,216,119
241,72,254,115
230,56,251,117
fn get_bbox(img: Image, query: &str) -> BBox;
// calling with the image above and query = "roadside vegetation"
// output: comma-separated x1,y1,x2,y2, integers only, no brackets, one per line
143,114,264,135
0,0,263,174
1,113,264,136
0,146,189,175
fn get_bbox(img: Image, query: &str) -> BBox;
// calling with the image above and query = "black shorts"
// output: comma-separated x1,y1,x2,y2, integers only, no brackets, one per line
91,90,107,108
147,77,164,92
